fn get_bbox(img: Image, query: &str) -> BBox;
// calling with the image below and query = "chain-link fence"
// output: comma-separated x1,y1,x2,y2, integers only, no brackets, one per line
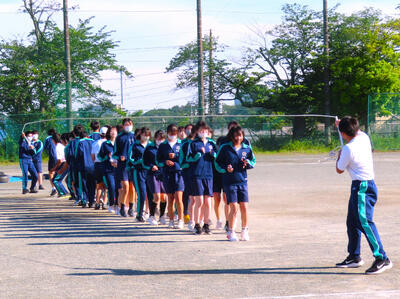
0,112,340,162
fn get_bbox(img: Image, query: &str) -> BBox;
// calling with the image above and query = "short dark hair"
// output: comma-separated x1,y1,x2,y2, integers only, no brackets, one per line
227,126,245,143
140,127,151,137
122,118,133,125
178,126,185,133
195,120,210,131
228,121,240,130
106,126,117,140
116,124,123,133
73,124,84,138
185,123,194,130
61,133,70,143
339,116,359,138
167,124,178,134
32,130,38,135
134,128,141,138
52,133,61,144
48,128,57,135
154,130,165,140
90,121,100,131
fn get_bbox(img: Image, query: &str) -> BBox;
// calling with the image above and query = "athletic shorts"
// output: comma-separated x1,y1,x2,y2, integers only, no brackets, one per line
33,159,42,173
116,161,131,183
224,184,249,204
162,171,184,194
213,171,223,194
191,178,213,197
182,169,193,196
48,157,57,171
94,163,104,184
146,174,166,195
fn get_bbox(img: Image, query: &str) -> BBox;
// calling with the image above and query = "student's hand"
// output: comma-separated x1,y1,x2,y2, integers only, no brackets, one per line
169,153,175,159
111,161,117,168
108,153,112,158
166,160,174,167
120,155,126,161
241,158,248,168
335,119,340,128
21,133,25,138
29,145,34,149
201,147,205,154
227,164,234,173
152,165,159,171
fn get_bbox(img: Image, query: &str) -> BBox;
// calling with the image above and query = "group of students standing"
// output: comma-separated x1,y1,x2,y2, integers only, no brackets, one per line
18,119,256,241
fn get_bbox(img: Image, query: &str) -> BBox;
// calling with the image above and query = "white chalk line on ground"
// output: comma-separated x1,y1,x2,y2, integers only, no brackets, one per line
240,289,400,299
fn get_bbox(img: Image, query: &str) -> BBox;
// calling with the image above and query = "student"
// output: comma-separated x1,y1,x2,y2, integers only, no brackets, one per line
335,116,392,275
112,118,136,217
51,133,69,197
129,127,151,222
143,130,168,225
44,128,58,196
66,126,83,205
19,131,38,194
187,121,217,235
31,130,45,190
219,121,251,147
156,124,184,229
98,126,118,214
92,127,108,210
178,126,187,141
214,135,228,231
75,130,95,208
216,126,255,242
61,133,77,201
179,126,197,230
89,121,101,142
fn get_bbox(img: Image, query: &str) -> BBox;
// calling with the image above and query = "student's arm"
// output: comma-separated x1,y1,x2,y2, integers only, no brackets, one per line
186,141,202,162
155,145,165,167
244,149,256,169
336,147,349,174
214,145,227,174
112,135,120,161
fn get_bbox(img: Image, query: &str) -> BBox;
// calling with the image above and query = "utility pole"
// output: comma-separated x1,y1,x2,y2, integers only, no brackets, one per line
323,0,331,144
63,0,72,131
120,69,124,108
208,30,214,115
197,0,205,120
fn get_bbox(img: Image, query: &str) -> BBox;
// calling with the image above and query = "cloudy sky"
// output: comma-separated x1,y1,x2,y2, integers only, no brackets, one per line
0,0,398,112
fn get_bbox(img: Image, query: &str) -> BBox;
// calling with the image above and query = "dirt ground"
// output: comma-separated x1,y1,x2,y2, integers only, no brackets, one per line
0,153,399,298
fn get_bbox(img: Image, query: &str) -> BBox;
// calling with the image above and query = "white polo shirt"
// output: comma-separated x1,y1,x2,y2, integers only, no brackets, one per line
337,131,374,181
55,143,65,163
91,139,106,163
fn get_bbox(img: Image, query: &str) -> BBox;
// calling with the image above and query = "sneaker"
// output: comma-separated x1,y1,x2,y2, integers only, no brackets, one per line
22,189,29,194
29,189,38,193
88,202,94,208
184,214,190,224
94,203,100,210
148,216,158,226
227,230,238,242
194,223,202,235
101,203,106,210
39,185,45,190
188,221,195,232
336,256,365,268
115,206,120,215
50,189,57,196
159,216,167,225
168,220,175,229
174,220,184,229
208,219,213,228
128,209,134,217
202,223,212,235
216,220,223,230
365,257,393,275
136,216,145,223
120,208,127,217
241,228,250,241
143,212,149,220
199,220,204,227
68,196,75,201
108,206,115,214
81,201,87,208
73,199,81,206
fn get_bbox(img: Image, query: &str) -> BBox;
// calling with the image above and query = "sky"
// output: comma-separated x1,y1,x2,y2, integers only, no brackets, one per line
0,0,398,112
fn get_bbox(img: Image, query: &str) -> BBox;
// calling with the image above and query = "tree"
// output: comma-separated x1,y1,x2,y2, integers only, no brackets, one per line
0,0,130,116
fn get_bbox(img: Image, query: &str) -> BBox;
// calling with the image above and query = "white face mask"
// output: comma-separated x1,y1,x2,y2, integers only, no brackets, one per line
27,136,33,142
141,136,150,143
198,133,207,139
32,134,39,140
168,135,177,142
185,129,191,136
124,125,132,132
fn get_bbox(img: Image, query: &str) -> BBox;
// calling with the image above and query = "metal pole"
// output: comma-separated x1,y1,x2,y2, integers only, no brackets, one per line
63,0,73,130
197,0,205,120
120,69,124,108
323,0,331,144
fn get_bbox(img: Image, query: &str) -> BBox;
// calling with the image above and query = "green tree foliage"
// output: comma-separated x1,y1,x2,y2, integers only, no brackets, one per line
0,0,129,115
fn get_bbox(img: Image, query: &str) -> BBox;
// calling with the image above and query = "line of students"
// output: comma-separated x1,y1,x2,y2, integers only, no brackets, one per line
18,119,255,241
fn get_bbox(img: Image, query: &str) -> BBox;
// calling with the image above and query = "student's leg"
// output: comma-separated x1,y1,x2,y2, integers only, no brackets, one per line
19,159,29,192
95,183,103,205
167,193,175,221
193,196,204,225
346,191,361,258
27,160,38,191
239,202,248,228
87,172,96,206
175,191,184,221
228,202,238,231
214,192,221,221
203,195,211,225
118,180,129,213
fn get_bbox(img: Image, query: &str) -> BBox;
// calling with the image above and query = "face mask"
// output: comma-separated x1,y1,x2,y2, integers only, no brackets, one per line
185,130,191,136
124,125,132,132
155,140,163,146
27,136,33,142
141,136,150,143
198,133,207,139
33,134,39,140
168,135,177,142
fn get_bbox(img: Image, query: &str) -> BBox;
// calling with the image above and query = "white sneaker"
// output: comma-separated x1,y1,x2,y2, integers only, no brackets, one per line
143,212,149,220
188,221,195,232
227,231,239,242
159,216,167,225
241,228,250,241
148,216,158,226
216,220,223,230
174,220,184,229
208,219,213,228
115,206,120,215
168,220,175,229
174,214,178,221
108,206,115,214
